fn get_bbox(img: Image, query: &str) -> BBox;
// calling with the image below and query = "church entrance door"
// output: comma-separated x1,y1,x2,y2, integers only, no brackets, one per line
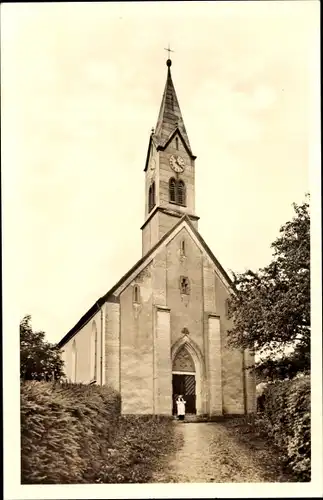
172,373,196,414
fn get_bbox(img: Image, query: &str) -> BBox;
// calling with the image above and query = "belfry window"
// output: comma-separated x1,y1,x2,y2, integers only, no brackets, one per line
169,178,176,202
175,137,179,150
177,180,186,205
169,178,186,206
148,182,155,212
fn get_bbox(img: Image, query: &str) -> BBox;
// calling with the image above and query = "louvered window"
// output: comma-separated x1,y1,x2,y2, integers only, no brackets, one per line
177,180,186,206
169,178,186,206
169,178,176,202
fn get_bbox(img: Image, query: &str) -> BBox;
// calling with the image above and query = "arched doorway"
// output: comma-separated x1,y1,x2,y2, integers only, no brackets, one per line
172,347,196,414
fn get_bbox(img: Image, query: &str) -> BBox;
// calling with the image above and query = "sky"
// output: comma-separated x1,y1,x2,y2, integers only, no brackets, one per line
2,1,319,345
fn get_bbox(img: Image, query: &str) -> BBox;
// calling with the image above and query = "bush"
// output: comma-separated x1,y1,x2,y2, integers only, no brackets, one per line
262,376,310,481
97,415,177,483
21,381,121,483
21,382,177,484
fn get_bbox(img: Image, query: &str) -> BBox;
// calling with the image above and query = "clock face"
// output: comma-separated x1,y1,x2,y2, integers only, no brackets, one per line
169,155,185,173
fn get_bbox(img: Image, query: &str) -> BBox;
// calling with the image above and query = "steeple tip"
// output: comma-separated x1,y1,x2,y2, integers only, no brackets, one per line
155,48,192,153
164,44,174,67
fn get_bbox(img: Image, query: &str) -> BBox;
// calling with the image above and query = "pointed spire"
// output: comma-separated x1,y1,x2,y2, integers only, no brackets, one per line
153,58,192,152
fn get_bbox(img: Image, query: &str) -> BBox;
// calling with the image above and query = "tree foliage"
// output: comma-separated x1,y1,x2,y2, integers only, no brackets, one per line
227,196,310,379
20,315,65,381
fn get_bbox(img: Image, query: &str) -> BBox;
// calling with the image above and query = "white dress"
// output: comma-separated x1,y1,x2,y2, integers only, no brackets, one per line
176,399,186,416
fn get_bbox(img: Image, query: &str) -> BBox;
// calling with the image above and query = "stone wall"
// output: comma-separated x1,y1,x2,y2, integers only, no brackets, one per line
214,275,246,414
118,263,154,414
165,228,204,356
105,301,120,392
60,309,102,384
154,306,172,414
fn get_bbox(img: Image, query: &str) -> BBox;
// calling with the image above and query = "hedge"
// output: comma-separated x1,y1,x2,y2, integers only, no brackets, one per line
262,375,310,481
21,381,121,483
21,381,177,484
97,415,179,483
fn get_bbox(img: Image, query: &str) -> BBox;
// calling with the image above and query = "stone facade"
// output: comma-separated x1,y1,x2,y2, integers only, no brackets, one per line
57,59,256,417
61,309,102,385
111,223,251,416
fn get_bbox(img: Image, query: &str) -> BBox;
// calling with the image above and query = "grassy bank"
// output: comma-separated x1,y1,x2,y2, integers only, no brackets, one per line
221,415,296,482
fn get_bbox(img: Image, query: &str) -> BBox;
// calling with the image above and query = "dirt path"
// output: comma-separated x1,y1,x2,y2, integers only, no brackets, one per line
152,422,291,483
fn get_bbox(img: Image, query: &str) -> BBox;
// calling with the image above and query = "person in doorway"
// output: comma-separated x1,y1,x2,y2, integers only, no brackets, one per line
176,395,186,421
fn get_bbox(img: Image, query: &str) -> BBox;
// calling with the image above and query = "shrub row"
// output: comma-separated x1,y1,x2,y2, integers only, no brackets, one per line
21,381,176,484
21,381,121,483
97,415,178,483
262,375,310,481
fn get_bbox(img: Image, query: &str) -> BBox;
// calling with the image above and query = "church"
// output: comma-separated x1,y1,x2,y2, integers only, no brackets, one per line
58,57,256,417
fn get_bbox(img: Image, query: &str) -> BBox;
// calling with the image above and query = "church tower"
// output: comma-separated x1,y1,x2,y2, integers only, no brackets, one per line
141,58,199,256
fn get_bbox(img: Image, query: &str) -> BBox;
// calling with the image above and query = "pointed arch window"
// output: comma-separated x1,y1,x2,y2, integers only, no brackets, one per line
90,321,98,382
169,178,186,206
71,340,77,383
148,182,155,212
175,137,179,150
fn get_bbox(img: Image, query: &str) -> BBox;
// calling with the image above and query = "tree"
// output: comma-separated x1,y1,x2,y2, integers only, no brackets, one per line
227,195,310,380
20,315,65,381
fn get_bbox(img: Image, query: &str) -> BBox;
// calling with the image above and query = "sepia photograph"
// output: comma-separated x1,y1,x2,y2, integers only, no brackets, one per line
2,1,322,498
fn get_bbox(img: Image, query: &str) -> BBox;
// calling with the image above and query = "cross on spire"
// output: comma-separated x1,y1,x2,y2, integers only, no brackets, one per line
164,43,174,59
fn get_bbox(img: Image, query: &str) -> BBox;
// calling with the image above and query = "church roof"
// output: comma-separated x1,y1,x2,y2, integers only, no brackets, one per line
57,215,233,348
152,59,193,154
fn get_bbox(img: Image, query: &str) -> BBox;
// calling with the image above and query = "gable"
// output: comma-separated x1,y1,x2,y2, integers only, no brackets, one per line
143,135,158,172
58,215,233,348
111,217,233,297
158,127,196,160
144,128,196,173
